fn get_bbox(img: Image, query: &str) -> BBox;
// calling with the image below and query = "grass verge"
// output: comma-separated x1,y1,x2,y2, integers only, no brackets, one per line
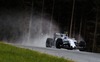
0,42,74,62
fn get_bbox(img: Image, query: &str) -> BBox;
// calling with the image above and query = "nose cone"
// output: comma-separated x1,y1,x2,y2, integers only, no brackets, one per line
68,38,76,48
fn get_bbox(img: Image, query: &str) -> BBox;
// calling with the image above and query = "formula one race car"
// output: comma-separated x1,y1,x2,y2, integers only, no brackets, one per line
46,33,77,50
46,33,86,51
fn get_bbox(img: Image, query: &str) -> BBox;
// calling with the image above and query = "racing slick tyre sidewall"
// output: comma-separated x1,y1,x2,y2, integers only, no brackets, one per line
46,38,53,47
78,41,86,51
56,38,63,49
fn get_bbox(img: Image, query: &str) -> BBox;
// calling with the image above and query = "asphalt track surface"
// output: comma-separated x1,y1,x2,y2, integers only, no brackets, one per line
15,45,100,62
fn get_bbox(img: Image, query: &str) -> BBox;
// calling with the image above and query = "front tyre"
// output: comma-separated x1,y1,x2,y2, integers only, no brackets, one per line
56,38,63,49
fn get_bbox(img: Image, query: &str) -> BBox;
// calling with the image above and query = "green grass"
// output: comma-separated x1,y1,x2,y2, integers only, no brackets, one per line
0,42,74,62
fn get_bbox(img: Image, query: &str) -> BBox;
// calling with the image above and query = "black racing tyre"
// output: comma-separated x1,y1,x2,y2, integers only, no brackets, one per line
46,38,53,47
56,38,63,49
79,41,86,47
78,41,86,51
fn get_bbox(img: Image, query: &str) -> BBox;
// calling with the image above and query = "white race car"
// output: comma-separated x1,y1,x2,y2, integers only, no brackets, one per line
46,33,77,49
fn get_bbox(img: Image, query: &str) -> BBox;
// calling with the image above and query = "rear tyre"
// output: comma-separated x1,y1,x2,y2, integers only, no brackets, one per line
56,38,63,49
78,41,86,51
46,38,53,48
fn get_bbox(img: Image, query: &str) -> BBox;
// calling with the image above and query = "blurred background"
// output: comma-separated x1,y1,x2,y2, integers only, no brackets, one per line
0,0,100,52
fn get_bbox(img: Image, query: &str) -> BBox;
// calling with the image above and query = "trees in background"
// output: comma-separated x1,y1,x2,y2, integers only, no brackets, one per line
0,0,100,52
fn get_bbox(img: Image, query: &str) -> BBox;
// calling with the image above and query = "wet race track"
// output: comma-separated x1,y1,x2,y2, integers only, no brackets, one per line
16,45,100,62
